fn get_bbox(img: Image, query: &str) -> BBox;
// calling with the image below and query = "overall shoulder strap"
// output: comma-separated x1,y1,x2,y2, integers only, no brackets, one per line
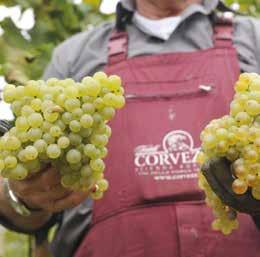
107,29,128,65
213,3,235,48
107,3,132,65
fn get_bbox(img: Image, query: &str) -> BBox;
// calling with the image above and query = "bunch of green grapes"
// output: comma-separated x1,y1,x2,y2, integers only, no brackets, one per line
0,72,125,200
198,72,260,234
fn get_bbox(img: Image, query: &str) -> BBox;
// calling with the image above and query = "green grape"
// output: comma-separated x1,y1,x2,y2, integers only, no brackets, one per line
24,159,41,173
10,164,28,180
47,78,59,87
50,125,62,137
232,179,248,194
93,71,108,84
104,125,112,138
245,100,260,116
47,144,61,159
81,76,101,97
79,128,92,138
80,165,93,177
90,190,104,200
42,121,52,132
90,159,105,172
72,108,83,120
92,171,104,180
107,75,122,91
99,147,108,158
3,88,17,103
99,87,110,97
34,139,47,153
95,124,112,138
82,103,95,114
56,94,68,107
68,133,82,146
249,78,260,91
4,156,17,169
64,86,79,98
11,100,23,116
61,174,79,188
235,112,252,125
55,120,66,131
57,136,70,149
80,114,93,128
70,162,82,171
24,146,38,160
15,117,29,131
42,133,55,144
90,134,108,147
76,143,85,153
16,85,25,98
113,95,125,109
66,149,82,164
82,96,95,103
97,179,109,192
93,98,104,110
28,128,43,141
84,144,101,159
92,113,103,126
9,127,17,136
215,128,228,140
62,112,73,124
50,86,63,98
100,107,115,120
69,120,81,133
41,100,54,112
44,93,54,100
43,111,59,123
103,92,117,107
17,150,28,162
95,123,107,134
30,98,42,111
64,99,80,111
24,80,40,97
6,136,21,150
21,105,34,117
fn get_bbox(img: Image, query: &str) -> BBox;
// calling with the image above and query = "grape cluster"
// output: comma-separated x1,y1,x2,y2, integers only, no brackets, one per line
198,72,260,234
0,72,125,200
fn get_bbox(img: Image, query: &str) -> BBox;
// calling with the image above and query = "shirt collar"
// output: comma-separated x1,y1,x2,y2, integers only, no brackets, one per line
120,0,220,17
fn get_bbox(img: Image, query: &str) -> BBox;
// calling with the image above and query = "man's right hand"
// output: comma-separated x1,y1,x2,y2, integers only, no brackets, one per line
9,165,90,213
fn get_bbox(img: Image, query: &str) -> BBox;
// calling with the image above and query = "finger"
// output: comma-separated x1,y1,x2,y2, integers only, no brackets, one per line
27,166,61,191
29,185,73,205
11,167,61,195
46,191,89,213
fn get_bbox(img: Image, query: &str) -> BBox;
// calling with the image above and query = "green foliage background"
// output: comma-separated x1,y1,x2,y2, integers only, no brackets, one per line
0,0,259,257
0,0,112,85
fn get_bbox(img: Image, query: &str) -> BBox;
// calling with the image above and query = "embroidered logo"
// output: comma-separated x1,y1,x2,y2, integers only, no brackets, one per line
134,130,200,181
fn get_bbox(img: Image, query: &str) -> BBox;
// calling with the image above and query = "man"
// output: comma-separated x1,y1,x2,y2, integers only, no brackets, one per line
1,0,260,256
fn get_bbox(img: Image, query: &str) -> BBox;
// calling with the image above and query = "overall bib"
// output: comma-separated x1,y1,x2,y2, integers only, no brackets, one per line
74,17,260,257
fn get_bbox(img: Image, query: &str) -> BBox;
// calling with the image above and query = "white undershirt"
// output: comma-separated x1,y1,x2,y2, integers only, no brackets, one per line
132,12,182,41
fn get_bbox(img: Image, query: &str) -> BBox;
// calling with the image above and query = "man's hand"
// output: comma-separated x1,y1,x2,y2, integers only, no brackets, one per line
9,165,89,213
201,157,260,215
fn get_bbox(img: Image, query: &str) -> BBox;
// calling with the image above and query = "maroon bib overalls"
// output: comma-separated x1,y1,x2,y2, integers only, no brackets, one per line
74,17,260,257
